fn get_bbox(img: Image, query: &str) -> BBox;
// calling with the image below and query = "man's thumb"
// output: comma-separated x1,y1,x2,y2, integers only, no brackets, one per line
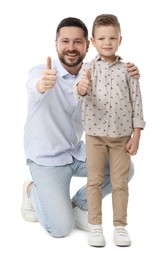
46,56,52,69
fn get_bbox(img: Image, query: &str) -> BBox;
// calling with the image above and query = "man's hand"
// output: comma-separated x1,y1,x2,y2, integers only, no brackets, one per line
37,57,57,93
126,62,140,79
77,70,90,96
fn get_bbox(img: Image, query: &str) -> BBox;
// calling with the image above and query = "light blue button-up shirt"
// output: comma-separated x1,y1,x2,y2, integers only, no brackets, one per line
24,58,86,166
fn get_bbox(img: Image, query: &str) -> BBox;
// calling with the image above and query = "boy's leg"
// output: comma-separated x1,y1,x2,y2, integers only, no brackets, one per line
86,135,107,225
109,136,130,227
73,158,134,211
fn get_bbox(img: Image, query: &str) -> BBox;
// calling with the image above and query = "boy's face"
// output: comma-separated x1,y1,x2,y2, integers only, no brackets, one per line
91,25,122,62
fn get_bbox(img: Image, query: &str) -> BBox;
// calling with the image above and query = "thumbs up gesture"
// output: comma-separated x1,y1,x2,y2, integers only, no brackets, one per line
77,69,91,96
37,57,57,93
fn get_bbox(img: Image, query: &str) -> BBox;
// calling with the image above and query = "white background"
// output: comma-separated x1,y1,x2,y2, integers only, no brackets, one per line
0,0,167,259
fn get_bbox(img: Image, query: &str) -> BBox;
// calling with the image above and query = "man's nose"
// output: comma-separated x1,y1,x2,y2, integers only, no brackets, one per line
67,42,75,50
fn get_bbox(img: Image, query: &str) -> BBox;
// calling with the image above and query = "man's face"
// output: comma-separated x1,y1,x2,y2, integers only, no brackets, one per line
56,26,89,68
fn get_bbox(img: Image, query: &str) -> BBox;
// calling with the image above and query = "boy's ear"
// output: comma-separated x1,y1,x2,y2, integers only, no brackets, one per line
119,36,122,46
90,37,96,47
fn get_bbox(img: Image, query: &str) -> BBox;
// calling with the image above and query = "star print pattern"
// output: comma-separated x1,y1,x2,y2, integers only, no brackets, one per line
75,55,145,137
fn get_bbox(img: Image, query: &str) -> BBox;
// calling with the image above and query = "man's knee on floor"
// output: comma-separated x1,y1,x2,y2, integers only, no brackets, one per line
46,221,73,238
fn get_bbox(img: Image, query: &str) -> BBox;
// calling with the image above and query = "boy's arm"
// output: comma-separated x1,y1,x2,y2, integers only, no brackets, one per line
126,74,145,156
126,128,141,156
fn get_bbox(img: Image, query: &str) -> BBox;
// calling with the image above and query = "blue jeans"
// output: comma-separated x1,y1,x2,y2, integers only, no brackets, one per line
28,158,134,237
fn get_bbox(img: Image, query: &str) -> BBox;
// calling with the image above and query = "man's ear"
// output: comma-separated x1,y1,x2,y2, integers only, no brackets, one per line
86,40,90,52
55,40,58,51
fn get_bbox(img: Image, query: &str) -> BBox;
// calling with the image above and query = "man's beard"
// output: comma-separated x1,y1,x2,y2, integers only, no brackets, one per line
58,52,85,67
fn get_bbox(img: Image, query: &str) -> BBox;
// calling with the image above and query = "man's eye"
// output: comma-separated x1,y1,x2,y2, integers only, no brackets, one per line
75,41,82,44
62,40,69,43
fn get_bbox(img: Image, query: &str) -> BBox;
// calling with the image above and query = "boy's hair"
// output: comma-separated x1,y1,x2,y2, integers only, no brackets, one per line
92,14,121,37
56,17,88,41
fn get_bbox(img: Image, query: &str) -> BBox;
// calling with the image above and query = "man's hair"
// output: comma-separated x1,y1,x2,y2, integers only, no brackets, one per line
92,14,121,37
56,17,88,41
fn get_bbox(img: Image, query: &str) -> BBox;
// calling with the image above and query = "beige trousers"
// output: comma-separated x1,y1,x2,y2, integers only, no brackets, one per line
86,134,130,226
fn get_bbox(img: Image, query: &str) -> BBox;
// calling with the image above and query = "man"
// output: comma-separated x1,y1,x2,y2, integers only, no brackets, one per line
22,17,138,238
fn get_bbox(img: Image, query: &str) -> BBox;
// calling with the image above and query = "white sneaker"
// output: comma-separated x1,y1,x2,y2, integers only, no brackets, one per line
88,226,106,247
73,206,89,231
21,180,38,222
114,226,131,247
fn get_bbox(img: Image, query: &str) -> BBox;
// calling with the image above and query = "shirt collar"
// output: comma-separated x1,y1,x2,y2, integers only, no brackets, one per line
95,54,122,63
52,58,73,78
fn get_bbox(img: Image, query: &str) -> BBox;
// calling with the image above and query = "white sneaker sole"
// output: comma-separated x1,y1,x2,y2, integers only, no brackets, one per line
88,239,106,247
114,240,131,247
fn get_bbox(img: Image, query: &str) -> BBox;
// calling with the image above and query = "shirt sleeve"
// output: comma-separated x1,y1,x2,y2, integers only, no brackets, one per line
26,65,46,102
128,75,146,129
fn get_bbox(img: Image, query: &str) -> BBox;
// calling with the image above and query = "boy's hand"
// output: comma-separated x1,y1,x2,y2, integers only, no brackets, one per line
77,69,90,96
